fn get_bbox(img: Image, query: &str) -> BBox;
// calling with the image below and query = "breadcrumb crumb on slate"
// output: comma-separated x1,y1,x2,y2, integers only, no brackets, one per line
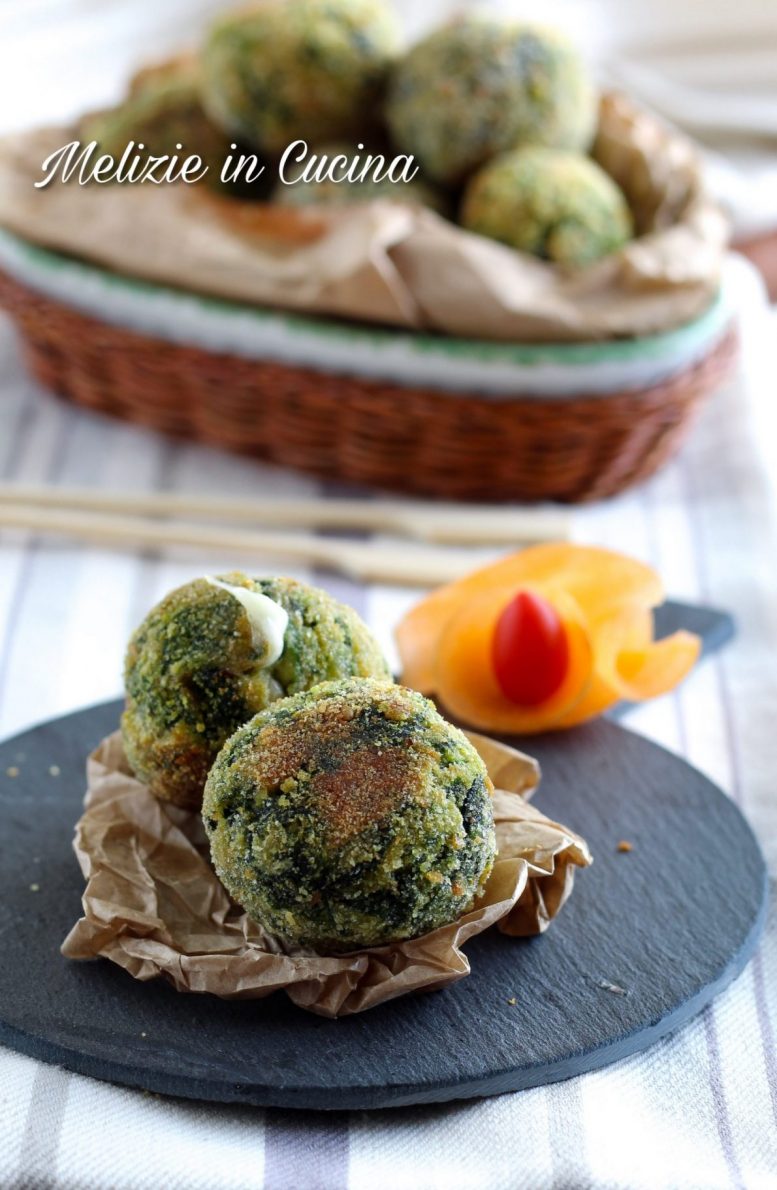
202,678,497,952
122,574,390,810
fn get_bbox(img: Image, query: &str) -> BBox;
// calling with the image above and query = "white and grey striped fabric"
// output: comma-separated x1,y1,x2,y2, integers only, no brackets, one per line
0,256,775,1189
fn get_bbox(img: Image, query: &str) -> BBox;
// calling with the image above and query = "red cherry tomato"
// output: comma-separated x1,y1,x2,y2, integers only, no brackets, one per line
492,590,570,706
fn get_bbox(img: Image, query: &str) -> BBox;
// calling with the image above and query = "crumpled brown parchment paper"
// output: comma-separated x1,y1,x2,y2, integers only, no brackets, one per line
0,93,727,342
61,730,591,1017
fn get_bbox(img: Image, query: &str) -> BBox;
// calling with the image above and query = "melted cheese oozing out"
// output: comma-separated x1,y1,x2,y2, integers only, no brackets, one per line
205,577,288,665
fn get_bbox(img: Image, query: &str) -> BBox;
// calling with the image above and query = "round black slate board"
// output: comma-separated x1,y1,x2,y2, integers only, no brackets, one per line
0,691,767,1111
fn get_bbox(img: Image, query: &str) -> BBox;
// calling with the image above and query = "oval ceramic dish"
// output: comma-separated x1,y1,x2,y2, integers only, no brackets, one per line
0,230,737,502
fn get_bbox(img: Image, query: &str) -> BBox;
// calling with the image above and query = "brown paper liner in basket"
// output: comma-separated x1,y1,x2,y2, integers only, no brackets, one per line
61,732,591,1018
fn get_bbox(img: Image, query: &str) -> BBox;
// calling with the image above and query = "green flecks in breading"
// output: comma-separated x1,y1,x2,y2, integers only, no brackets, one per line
80,68,235,190
122,574,390,809
200,0,400,155
202,678,497,951
255,577,390,696
386,17,597,186
461,146,633,266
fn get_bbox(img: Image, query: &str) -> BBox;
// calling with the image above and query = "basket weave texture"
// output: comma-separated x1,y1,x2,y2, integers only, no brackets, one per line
0,269,736,503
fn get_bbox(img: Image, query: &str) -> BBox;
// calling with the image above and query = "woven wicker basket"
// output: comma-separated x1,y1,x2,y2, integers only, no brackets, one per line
0,262,736,504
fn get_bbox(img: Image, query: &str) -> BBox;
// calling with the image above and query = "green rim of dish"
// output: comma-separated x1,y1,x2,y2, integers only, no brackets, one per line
1,230,727,367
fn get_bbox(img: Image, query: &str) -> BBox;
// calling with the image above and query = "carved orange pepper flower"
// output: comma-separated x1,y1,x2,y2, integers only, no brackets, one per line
396,543,701,733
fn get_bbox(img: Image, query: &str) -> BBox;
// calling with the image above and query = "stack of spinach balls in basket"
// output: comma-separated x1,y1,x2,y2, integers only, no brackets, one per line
83,0,633,267
122,575,497,953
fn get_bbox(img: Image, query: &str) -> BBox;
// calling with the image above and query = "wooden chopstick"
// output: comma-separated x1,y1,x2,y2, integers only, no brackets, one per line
0,483,571,546
0,503,497,586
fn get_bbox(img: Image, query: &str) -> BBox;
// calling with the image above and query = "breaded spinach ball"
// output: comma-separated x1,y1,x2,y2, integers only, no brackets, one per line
122,575,390,809
386,17,597,186
203,679,496,951
461,146,633,266
200,0,400,155
80,67,233,189
271,142,448,213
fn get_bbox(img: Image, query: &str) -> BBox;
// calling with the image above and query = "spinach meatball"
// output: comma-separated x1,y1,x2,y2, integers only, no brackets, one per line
462,146,633,266
200,0,400,154
122,575,390,809
202,678,496,952
386,17,597,186
80,66,234,190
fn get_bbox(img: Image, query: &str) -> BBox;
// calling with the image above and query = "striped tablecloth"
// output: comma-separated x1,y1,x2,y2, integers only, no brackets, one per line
0,256,775,1189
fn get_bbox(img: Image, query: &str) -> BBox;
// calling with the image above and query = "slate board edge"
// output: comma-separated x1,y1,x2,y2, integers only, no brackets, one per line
0,858,767,1113
0,599,762,1113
